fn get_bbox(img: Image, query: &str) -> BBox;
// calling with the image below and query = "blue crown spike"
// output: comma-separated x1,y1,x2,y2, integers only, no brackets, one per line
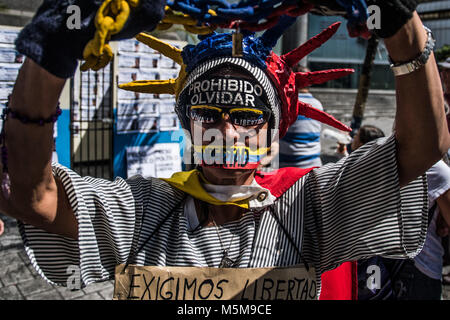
196,0,231,9
216,6,255,20
198,31,218,41
259,15,297,49
182,32,274,72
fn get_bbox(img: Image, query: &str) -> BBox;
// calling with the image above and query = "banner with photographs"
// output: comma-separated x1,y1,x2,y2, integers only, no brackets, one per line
0,28,24,131
72,63,112,130
0,27,59,139
117,38,183,134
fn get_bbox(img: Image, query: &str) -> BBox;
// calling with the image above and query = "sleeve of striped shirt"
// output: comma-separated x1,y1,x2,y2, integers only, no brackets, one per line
17,163,148,287
302,135,428,274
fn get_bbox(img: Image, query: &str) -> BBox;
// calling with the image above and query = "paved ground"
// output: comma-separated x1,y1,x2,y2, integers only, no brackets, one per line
0,214,114,300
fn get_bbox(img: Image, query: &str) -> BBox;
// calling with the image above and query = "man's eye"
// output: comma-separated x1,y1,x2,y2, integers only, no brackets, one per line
190,109,220,123
231,112,266,126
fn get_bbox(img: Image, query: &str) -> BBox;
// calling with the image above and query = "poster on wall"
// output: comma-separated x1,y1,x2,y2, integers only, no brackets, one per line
72,63,112,128
126,143,182,178
117,38,184,134
0,29,24,131
117,115,159,134
159,115,180,132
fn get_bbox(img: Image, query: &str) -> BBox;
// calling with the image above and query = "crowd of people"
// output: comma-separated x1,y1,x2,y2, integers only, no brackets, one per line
0,0,450,301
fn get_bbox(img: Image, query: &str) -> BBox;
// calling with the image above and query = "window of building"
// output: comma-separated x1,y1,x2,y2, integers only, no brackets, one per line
307,15,395,90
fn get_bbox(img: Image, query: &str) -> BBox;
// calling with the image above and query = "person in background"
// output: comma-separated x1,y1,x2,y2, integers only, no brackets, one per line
0,217,4,236
351,125,385,151
439,57,450,109
279,65,323,168
337,124,386,157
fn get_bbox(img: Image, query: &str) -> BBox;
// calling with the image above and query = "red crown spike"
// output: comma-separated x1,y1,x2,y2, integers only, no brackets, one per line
263,21,354,138
281,22,341,68
299,101,352,132
295,69,354,88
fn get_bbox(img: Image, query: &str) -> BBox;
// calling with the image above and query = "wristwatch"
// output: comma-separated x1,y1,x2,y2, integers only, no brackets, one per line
389,26,435,77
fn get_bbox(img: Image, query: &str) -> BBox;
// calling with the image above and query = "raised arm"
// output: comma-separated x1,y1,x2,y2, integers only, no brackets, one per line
0,60,78,239
385,12,450,187
0,0,165,239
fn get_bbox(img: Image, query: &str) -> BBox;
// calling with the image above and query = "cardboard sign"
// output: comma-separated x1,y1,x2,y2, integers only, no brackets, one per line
113,264,317,300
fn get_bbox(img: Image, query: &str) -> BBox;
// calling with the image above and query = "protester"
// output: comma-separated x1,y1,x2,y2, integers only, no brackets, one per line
0,1,448,300
279,65,324,168
337,125,386,157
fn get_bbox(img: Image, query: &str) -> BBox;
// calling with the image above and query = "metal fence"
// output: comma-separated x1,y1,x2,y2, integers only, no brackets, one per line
70,63,115,180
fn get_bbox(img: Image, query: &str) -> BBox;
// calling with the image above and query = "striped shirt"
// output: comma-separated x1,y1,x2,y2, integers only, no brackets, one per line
279,93,323,168
18,136,428,299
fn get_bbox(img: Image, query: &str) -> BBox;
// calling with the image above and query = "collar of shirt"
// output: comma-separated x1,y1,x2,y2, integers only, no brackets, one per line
161,169,275,210
202,179,276,209
184,179,276,232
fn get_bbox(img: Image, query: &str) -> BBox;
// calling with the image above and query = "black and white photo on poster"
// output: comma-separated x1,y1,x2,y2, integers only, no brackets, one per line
159,115,180,132
118,100,159,117
126,143,182,179
117,116,159,134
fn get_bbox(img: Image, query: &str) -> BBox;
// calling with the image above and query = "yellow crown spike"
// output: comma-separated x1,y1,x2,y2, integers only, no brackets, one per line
119,34,188,98
135,33,184,65
119,79,176,94
184,24,216,35
119,65,187,97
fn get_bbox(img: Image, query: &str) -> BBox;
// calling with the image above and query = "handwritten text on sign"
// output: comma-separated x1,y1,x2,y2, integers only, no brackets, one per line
114,265,317,300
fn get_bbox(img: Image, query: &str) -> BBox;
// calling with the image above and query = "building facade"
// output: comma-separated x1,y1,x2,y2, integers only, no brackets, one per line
417,0,450,50
0,0,41,27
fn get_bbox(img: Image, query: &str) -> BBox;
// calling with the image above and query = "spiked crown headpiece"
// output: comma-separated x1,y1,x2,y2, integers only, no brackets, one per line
119,16,353,138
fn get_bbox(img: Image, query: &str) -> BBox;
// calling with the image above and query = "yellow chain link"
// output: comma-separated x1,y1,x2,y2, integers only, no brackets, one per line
82,1,217,72
81,0,139,72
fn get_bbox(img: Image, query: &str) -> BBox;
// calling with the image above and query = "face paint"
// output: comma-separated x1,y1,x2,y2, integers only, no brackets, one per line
193,145,270,169
187,105,271,127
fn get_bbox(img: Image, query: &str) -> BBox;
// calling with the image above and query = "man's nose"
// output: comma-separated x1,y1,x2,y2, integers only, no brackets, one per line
217,114,240,143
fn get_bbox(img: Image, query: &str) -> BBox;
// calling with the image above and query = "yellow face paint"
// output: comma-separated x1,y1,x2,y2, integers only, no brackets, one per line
193,145,270,169
229,108,264,115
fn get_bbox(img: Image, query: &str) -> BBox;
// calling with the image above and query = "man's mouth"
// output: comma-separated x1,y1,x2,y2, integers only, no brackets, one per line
193,145,270,169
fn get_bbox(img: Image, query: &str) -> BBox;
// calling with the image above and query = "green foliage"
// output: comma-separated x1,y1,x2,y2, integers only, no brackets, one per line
436,45,450,62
